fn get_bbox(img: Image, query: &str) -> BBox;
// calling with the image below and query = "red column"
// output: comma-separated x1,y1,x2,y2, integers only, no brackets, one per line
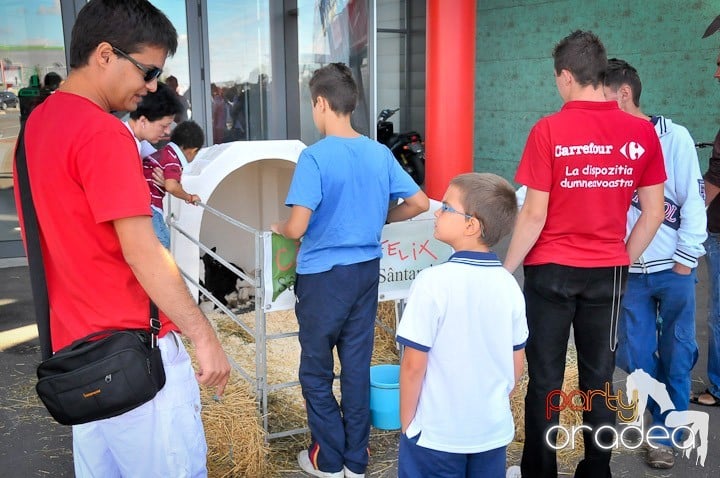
425,0,476,200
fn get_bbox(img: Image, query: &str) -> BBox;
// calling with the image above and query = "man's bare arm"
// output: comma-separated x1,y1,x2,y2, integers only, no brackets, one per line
114,216,230,395
504,187,549,273
626,183,666,264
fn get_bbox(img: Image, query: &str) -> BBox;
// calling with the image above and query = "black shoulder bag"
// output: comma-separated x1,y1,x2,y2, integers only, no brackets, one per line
15,124,166,426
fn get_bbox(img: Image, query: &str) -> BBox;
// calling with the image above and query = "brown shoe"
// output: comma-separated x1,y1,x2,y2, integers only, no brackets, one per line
646,445,675,469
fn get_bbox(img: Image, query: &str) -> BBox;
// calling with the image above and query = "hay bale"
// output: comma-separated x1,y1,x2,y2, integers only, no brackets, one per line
199,302,402,475
509,344,584,473
374,301,401,365
200,380,269,478
183,338,269,478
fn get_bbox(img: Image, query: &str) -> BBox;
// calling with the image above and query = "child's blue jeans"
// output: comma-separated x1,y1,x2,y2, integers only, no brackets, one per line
295,258,380,475
151,208,170,249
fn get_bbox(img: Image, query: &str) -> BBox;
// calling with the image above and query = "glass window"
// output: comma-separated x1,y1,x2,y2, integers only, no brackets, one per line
376,31,405,132
0,0,66,258
377,0,405,30
207,0,272,144
298,0,370,144
376,0,408,133
152,1,192,123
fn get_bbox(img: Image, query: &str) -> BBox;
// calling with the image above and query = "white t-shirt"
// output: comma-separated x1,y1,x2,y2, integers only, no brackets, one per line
396,250,528,453
122,120,157,159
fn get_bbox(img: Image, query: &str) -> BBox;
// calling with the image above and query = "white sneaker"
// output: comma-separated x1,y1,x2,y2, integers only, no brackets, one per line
344,465,365,478
506,465,522,478
297,450,344,477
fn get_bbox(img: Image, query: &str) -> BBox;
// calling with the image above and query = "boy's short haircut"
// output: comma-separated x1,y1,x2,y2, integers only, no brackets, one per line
604,58,642,107
171,120,205,149
553,30,607,88
43,72,62,91
451,173,518,247
309,62,358,115
129,82,183,121
70,0,177,69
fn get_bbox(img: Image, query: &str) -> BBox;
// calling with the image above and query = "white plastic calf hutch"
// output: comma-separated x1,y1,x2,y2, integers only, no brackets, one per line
166,140,308,440
168,140,305,301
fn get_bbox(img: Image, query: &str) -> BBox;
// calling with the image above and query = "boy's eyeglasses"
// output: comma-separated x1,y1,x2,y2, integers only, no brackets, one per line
440,202,474,220
112,46,163,83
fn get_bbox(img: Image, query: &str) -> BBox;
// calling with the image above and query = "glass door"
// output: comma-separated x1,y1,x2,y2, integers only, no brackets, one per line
152,1,192,122
206,0,272,144
297,0,370,145
0,0,67,258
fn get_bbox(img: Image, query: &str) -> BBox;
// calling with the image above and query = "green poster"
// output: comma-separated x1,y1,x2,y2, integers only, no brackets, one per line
271,233,300,301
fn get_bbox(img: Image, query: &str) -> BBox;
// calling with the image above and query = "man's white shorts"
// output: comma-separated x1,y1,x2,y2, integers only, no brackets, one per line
72,332,207,477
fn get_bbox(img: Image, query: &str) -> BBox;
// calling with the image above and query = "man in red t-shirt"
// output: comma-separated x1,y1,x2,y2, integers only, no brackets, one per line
13,1,229,475
504,31,666,478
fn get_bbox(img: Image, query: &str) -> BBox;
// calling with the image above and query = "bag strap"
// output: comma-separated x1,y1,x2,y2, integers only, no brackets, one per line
15,125,162,360
150,301,160,347
15,124,53,360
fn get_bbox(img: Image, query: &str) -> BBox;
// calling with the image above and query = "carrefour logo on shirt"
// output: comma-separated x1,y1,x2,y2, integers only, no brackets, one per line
553,141,646,161
554,142,613,157
619,142,645,160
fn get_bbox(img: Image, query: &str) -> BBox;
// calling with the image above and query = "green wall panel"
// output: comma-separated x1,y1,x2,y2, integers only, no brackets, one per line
475,0,720,183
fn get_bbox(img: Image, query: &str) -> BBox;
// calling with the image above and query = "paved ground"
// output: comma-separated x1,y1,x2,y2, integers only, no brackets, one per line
0,261,73,477
2,255,720,477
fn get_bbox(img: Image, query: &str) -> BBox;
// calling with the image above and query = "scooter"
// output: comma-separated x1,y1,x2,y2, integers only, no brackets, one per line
377,108,426,185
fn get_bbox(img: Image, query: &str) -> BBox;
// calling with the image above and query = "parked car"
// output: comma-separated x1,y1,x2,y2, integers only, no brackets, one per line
0,91,19,110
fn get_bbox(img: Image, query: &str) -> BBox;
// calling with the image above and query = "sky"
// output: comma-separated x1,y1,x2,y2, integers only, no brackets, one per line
0,0,268,89
0,0,64,48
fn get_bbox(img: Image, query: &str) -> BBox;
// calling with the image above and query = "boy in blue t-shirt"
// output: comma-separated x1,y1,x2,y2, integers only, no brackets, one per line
396,173,528,478
271,62,429,478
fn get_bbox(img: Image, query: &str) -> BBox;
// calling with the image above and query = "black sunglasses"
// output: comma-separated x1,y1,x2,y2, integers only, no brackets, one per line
112,46,163,83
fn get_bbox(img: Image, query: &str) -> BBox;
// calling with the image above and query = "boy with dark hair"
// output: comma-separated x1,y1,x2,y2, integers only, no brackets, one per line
504,30,667,478
13,0,229,475
143,120,204,247
397,172,528,478
43,72,62,92
272,62,429,478
551,30,608,87
604,58,707,469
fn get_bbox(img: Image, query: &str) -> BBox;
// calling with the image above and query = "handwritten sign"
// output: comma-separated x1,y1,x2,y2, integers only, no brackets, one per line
378,220,452,300
262,219,452,311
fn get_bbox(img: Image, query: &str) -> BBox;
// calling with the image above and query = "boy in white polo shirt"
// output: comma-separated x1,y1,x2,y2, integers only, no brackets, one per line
396,172,528,477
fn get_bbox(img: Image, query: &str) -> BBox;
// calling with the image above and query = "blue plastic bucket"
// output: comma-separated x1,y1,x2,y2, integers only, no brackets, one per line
369,364,401,430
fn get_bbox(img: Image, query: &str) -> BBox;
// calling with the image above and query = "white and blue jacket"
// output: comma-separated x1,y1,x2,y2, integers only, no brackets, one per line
627,116,707,273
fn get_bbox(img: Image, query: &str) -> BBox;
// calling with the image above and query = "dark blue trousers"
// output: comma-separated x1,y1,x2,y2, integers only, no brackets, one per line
295,259,380,474
399,432,506,477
